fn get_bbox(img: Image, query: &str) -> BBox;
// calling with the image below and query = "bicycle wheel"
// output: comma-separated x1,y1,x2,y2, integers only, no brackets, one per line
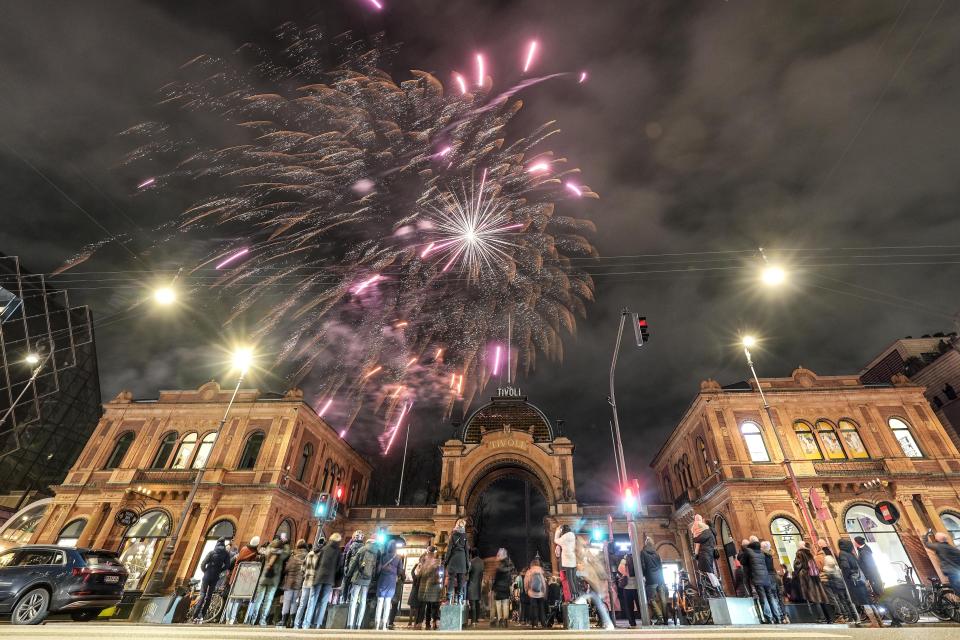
929,593,955,621
942,590,960,623
888,597,919,625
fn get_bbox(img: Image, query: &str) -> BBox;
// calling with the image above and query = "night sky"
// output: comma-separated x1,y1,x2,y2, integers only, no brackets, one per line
2,1,959,518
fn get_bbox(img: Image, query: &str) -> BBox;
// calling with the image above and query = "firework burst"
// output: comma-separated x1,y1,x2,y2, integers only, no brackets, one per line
114,25,597,438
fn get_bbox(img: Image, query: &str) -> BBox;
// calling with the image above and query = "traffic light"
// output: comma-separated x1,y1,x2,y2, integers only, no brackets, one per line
632,314,650,347
314,492,330,519
622,478,641,515
591,526,607,543
376,528,387,545
329,485,344,519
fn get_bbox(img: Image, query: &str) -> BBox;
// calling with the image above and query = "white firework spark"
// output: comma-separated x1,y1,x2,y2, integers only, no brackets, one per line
421,170,525,282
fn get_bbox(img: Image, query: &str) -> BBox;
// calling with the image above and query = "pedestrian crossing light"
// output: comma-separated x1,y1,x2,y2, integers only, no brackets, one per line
632,314,650,347
376,528,387,545
591,526,607,543
622,480,641,515
315,492,330,519
329,485,344,519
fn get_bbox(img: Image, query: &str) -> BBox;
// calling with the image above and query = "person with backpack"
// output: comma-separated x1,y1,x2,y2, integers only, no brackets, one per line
192,537,230,623
524,557,548,629
307,532,341,628
466,547,485,626
793,542,830,623
443,519,469,604
374,540,402,630
345,536,378,629
838,538,879,626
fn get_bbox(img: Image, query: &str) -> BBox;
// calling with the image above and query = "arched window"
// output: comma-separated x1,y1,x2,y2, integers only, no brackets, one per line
56,519,87,547
681,454,694,488
171,432,198,469
740,421,770,462
275,519,294,542
237,431,265,470
793,422,822,460
0,501,48,548
662,474,674,500
889,417,923,458
816,420,846,460
104,432,135,469
151,432,178,469
297,443,314,482
321,459,331,491
191,519,237,581
845,504,912,585
941,512,960,546
191,432,217,469
697,437,711,475
838,420,870,459
349,480,358,505
769,517,802,567
119,510,171,590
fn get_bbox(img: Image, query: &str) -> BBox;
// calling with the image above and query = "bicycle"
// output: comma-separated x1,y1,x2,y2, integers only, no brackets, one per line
880,563,960,624
672,570,714,625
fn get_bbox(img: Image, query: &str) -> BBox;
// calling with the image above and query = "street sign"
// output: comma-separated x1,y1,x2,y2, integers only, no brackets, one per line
874,500,900,526
115,509,139,527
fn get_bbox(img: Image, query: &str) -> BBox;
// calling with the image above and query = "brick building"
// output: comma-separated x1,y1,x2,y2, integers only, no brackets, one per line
652,366,960,593
28,381,371,591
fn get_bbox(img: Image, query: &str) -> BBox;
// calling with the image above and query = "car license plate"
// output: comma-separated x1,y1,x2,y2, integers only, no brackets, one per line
104,575,120,583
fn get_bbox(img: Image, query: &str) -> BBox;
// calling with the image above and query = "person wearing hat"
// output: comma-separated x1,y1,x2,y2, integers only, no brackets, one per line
340,530,366,597
294,537,322,628
225,535,261,624
307,532,341,628
193,537,230,623
345,536,380,629
246,537,288,625
278,539,309,627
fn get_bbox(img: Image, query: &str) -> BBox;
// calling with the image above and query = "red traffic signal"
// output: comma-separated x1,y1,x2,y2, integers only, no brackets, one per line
632,314,650,346
622,479,641,514
335,485,344,501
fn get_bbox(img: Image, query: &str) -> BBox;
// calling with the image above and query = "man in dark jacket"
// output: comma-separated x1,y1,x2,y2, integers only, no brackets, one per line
345,538,379,629
466,547,485,626
741,536,782,623
641,537,667,624
307,533,341,628
193,538,230,622
853,536,883,597
340,530,365,596
923,530,960,589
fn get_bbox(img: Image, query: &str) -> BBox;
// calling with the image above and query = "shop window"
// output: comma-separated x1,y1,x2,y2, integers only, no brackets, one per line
119,510,171,590
56,519,87,547
793,422,822,460
941,512,960,547
151,432,178,469
0,501,48,548
888,417,923,458
844,504,913,585
237,431,265,469
170,433,198,469
104,432,135,469
740,421,770,462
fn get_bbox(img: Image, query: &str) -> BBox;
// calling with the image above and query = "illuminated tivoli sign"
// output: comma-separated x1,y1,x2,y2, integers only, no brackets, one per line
497,386,523,397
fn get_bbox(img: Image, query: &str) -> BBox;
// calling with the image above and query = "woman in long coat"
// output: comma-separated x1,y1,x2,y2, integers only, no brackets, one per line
793,543,830,623
416,547,442,630
406,560,421,628
374,540,402,630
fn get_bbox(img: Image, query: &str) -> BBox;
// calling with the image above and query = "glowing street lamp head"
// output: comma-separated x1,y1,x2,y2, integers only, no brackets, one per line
24,353,40,365
741,335,757,349
231,347,254,373
153,287,176,306
761,265,786,287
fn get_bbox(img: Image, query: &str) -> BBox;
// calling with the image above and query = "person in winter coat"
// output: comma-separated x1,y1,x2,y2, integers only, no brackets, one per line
817,542,854,623
407,560,421,628
416,547,443,629
246,538,288,625
374,540,403,630
524,557,548,629
618,554,640,627
443,519,469,604
837,539,871,606
554,524,579,601
740,536,783,623
491,548,515,628
923,529,960,589
294,539,320,628
306,533,340,629
193,538,230,622
278,539,308,627
546,575,563,627
340,530,366,594
345,537,379,630
690,514,720,590
761,541,787,621
466,547,485,626
389,563,405,629
641,537,667,625
853,537,884,597
225,535,261,624
793,542,830,622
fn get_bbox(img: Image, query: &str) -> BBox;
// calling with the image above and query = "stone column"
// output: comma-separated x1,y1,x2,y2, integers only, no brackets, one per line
895,493,940,581
77,502,111,549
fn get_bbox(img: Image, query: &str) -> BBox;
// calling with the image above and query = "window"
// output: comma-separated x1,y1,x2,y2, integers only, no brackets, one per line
297,442,314,482
237,431,265,469
104,432,135,469
681,454,694,488
845,504,913,585
816,421,847,460
151,432,178,469
275,519,294,542
889,418,923,458
19,549,63,566
838,420,870,459
321,459,331,492
769,517,802,567
697,437,711,475
57,518,87,547
0,550,15,568
740,421,770,462
793,422,822,460
941,512,960,546
0,501,48,548
349,480,358,505
171,433,198,469
191,432,217,469
191,520,236,581
119,510,171,590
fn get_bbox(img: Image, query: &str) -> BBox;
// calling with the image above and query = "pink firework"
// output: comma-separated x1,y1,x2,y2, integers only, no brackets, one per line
453,73,467,95
384,401,412,454
215,247,249,269
318,398,333,417
523,40,538,73
492,344,502,375
137,177,155,189
353,273,383,294
362,365,383,380
475,53,485,87
365,0,383,9
526,161,550,174
578,71,588,83
565,182,583,197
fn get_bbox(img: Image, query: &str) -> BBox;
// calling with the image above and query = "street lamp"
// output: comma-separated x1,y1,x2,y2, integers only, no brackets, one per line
143,345,255,597
609,309,651,626
760,265,786,287
740,335,819,545
153,286,176,306
24,353,40,365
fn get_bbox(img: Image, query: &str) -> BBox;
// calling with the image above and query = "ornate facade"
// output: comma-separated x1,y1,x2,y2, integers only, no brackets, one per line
28,381,371,591
651,367,960,592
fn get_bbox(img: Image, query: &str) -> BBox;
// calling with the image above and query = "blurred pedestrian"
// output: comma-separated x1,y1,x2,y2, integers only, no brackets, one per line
923,529,960,589
294,538,320,628
374,540,402,630
407,558,421,628
245,537,287,625
467,547,485,626
416,546,442,630
492,548,515,628
853,537,883,598
225,535,260,624
345,536,378,629
641,537,668,625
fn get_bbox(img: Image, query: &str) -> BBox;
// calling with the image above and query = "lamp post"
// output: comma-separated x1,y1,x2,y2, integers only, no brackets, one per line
143,347,254,596
608,309,650,626
740,336,819,544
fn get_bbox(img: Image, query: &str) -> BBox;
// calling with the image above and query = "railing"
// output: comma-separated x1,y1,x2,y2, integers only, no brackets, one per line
133,469,200,484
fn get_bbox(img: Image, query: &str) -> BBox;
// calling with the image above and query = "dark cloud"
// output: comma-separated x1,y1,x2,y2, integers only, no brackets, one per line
2,1,958,509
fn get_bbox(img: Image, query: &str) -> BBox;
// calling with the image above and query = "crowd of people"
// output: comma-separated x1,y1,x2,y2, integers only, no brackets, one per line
183,515,960,630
